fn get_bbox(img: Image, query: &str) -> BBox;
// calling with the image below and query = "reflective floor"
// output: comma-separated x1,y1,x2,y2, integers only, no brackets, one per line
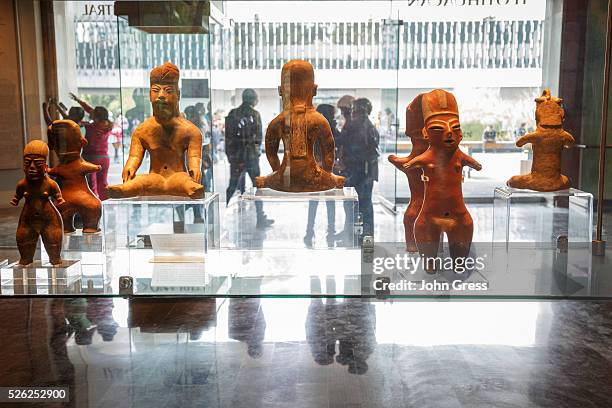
1,298,612,407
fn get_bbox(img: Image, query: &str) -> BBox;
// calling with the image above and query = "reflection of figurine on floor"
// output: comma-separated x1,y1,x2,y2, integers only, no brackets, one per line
12,141,65,265
47,120,102,233
107,62,204,199
225,89,273,228
304,104,342,248
338,98,380,242
229,298,266,358
69,92,113,201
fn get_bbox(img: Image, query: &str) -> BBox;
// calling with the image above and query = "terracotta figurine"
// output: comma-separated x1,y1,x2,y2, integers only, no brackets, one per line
403,90,482,271
107,62,204,198
11,140,65,265
388,94,428,252
47,120,102,233
255,60,344,192
507,89,575,192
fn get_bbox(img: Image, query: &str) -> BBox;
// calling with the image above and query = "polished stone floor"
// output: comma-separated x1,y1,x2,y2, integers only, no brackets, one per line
1,298,612,408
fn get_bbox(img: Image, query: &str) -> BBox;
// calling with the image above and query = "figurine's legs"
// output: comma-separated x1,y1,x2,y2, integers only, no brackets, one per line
414,216,442,273
41,219,64,265
16,226,38,265
404,200,422,252
507,174,530,189
164,173,205,199
107,174,166,198
60,204,78,233
446,213,474,270
80,203,102,233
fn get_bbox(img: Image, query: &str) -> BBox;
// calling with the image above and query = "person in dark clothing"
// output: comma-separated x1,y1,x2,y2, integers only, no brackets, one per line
338,98,379,241
304,104,341,248
225,89,273,228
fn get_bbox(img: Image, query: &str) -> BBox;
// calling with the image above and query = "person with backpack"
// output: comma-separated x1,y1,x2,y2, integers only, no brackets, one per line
339,97,380,241
225,89,273,228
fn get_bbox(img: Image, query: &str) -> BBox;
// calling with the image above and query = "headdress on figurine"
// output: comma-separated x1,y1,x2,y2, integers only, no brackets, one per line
24,140,49,157
150,62,180,85
421,89,459,122
280,60,316,106
406,93,425,136
48,120,86,157
535,89,564,127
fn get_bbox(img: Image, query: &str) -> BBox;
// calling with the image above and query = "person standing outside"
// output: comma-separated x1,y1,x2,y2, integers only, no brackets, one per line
69,92,113,200
225,89,272,228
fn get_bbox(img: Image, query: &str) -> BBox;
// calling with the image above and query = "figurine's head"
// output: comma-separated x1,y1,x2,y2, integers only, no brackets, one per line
150,61,180,123
48,120,87,162
421,89,462,150
278,60,317,110
535,89,564,127
23,140,49,181
405,94,425,142
337,95,355,119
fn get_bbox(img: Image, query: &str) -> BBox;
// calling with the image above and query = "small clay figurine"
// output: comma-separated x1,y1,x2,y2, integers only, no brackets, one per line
403,90,482,271
507,89,575,191
107,62,204,198
388,94,428,252
47,120,102,233
11,140,65,265
255,60,344,192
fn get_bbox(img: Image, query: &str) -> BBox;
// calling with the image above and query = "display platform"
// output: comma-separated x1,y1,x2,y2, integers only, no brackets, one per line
234,187,360,249
41,230,105,276
1,260,82,294
102,193,220,285
493,187,593,246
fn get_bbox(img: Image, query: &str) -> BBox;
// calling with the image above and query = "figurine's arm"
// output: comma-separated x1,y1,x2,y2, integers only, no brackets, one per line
461,152,483,171
319,120,335,172
562,130,576,146
122,130,145,182
70,92,93,114
187,127,203,183
49,179,66,206
402,154,429,170
10,181,25,206
516,132,538,147
388,154,412,171
81,161,102,175
265,122,282,171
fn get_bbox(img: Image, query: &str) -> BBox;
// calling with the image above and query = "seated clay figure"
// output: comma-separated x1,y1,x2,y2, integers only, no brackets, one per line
255,60,344,192
47,120,102,233
403,90,482,272
107,62,204,198
507,89,575,192
388,94,428,252
11,140,65,265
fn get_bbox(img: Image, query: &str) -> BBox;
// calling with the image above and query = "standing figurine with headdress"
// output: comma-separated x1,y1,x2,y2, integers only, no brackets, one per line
11,140,65,265
256,60,345,192
106,61,204,198
507,89,575,192
47,120,102,233
403,90,482,271
388,94,428,252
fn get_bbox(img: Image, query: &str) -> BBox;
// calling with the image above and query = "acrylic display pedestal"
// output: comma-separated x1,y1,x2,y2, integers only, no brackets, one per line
235,187,360,249
102,194,220,285
493,187,593,246
41,230,105,277
1,260,82,294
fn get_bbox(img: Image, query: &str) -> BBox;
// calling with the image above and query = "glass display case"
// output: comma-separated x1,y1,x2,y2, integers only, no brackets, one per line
0,0,609,299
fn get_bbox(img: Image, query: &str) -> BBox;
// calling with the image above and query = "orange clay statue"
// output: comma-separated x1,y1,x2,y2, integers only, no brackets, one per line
388,94,428,252
403,90,482,271
255,60,344,192
47,120,102,233
107,62,204,198
11,140,65,265
507,89,575,192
